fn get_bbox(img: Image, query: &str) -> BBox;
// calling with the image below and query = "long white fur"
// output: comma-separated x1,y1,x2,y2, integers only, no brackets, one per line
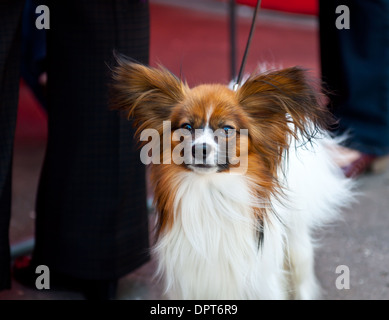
153,133,355,300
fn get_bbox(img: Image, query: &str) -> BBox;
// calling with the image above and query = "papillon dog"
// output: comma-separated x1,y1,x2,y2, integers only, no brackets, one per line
110,57,354,299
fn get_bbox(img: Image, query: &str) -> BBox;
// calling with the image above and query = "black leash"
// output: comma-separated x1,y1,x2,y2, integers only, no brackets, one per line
234,0,262,90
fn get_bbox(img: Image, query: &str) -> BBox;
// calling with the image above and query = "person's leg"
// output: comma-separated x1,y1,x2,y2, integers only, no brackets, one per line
0,0,25,291
320,0,389,157
31,0,150,289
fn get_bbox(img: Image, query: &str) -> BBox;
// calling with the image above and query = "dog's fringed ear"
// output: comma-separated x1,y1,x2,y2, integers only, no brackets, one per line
110,56,187,135
237,67,330,139
236,67,331,169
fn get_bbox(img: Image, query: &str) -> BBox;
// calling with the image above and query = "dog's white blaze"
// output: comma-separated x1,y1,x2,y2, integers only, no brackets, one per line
206,105,214,125
193,126,218,165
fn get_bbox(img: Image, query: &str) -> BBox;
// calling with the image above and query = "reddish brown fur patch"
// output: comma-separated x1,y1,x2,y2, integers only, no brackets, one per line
150,164,187,235
170,85,249,130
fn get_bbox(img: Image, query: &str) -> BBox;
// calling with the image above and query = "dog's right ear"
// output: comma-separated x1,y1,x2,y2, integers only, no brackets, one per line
110,56,187,135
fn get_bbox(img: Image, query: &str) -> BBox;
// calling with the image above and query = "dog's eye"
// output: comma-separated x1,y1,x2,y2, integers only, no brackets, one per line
181,123,193,132
223,125,235,136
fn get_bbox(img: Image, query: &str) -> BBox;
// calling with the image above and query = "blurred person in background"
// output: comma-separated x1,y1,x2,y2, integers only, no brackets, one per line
319,0,389,178
1,0,150,300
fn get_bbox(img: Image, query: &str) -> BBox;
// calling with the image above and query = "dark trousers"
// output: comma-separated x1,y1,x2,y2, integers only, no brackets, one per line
0,0,150,290
0,0,25,290
319,0,389,156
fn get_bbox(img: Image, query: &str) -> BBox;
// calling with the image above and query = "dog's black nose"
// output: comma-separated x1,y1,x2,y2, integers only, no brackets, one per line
192,143,209,160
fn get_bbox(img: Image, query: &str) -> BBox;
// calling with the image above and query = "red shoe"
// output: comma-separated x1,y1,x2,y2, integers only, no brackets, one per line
342,153,389,178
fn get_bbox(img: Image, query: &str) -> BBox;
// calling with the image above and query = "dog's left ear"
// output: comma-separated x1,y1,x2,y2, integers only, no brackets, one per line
237,67,330,140
236,67,331,168
237,67,331,142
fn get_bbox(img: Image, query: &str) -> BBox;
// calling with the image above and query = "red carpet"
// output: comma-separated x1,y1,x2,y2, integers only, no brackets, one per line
237,0,318,16
15,80,47,143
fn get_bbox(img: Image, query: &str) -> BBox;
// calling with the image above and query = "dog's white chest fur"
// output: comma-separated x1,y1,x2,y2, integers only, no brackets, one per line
154,172,287,299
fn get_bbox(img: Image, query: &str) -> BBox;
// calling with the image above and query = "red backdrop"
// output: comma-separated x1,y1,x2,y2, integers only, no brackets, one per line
237,0,318,16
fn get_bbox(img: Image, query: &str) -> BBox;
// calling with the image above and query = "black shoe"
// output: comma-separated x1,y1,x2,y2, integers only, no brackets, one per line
82,279,118,300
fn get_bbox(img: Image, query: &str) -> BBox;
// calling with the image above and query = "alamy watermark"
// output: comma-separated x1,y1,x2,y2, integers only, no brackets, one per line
35,5,50,30
335,265,350,290
336,5,350,30
35,265,50,290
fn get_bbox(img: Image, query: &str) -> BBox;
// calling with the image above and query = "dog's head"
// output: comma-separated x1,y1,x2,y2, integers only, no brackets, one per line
111,57,330,179
110,56,333,233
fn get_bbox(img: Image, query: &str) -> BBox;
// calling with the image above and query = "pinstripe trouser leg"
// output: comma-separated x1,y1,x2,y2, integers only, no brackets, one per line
32,0,151,280
0,0,25,290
